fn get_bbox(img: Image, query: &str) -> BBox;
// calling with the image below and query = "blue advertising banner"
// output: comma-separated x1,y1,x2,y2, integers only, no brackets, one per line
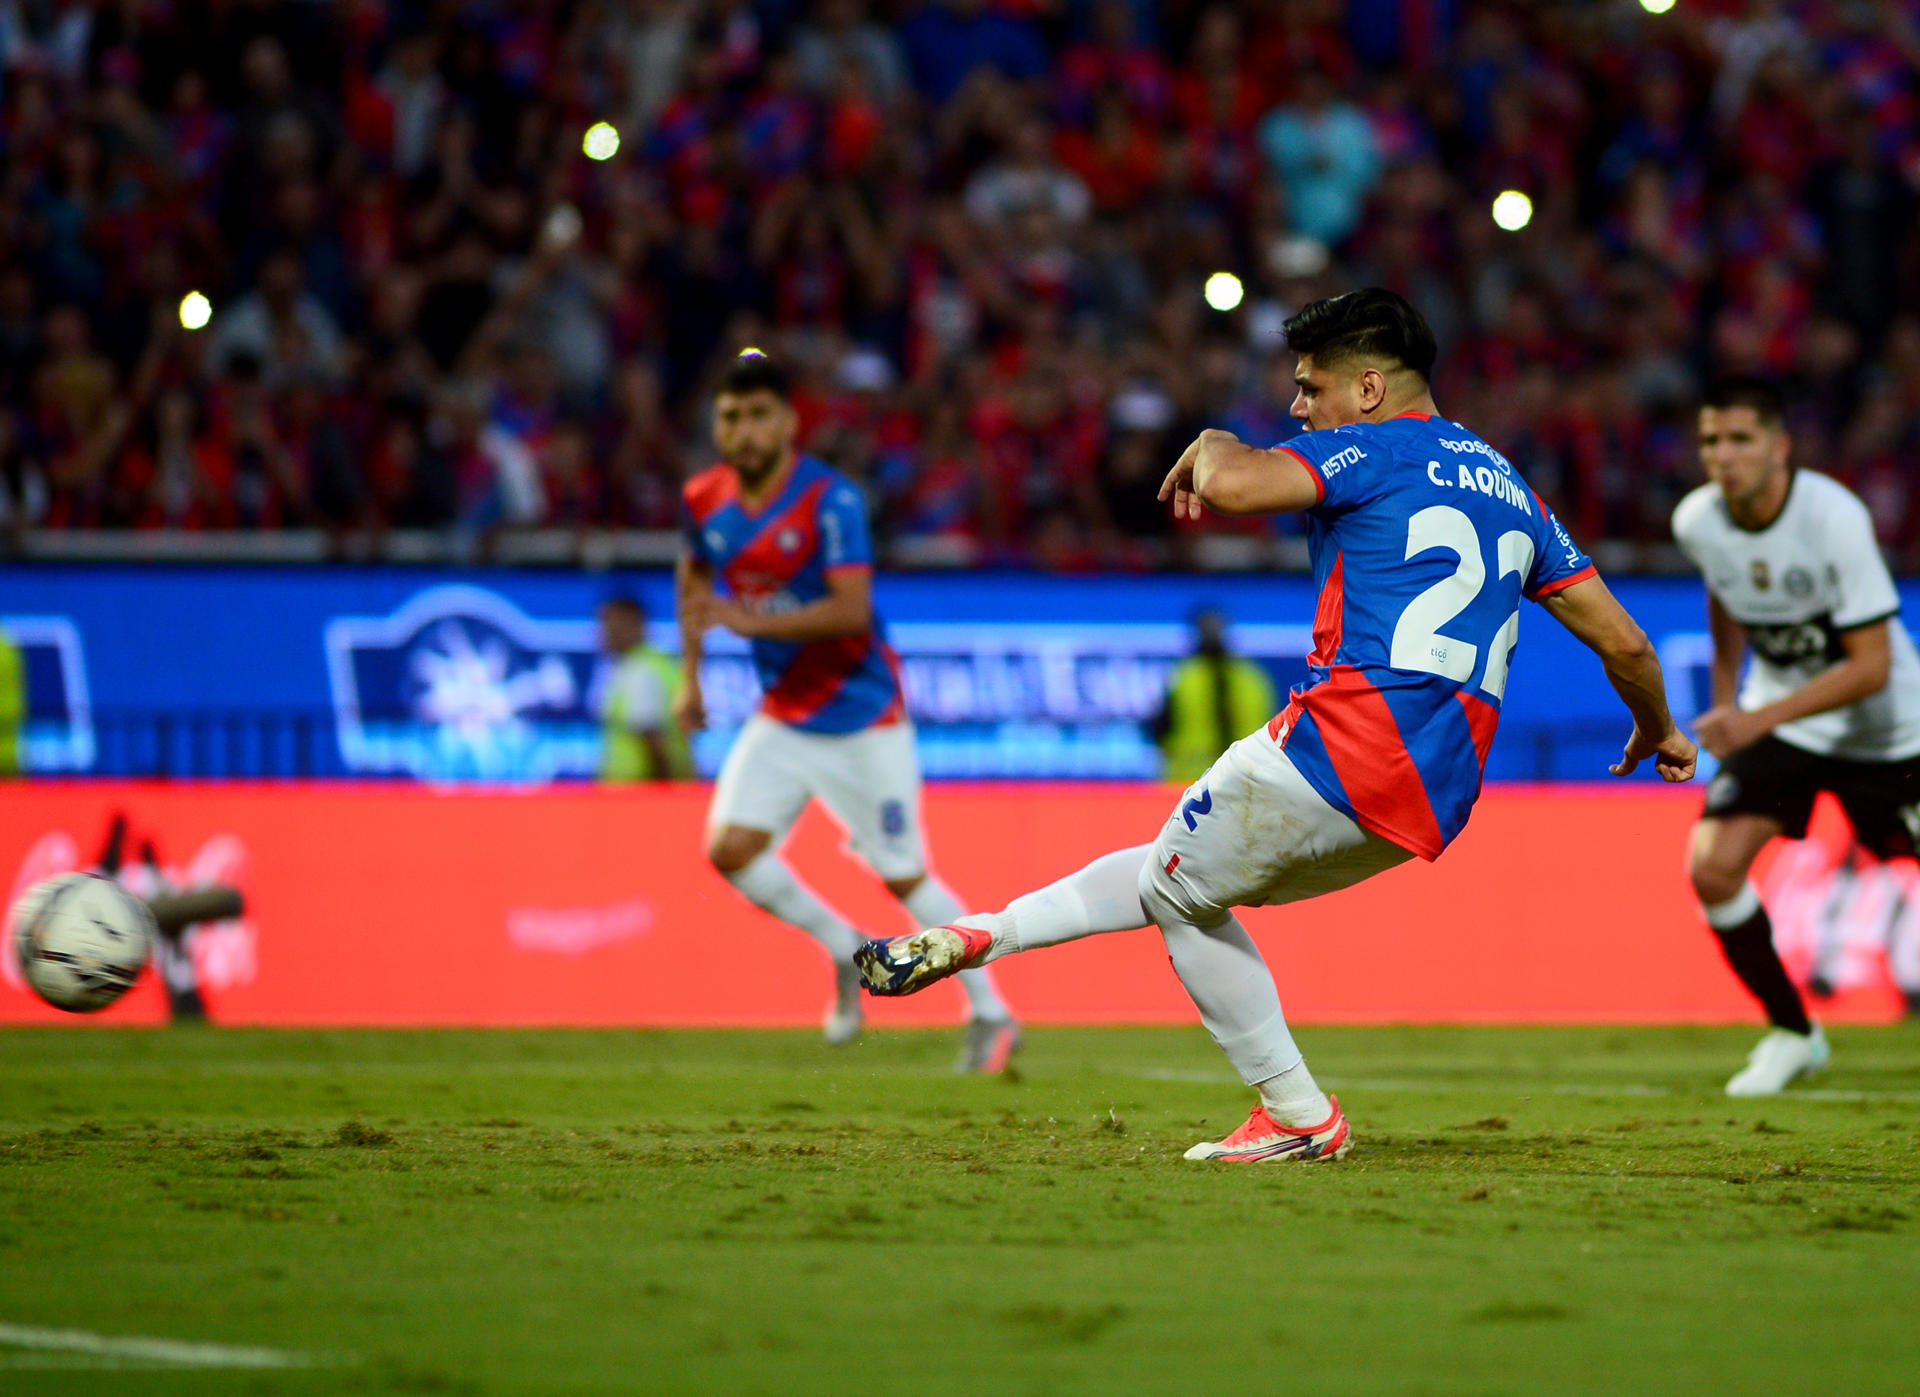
0,563,1839,783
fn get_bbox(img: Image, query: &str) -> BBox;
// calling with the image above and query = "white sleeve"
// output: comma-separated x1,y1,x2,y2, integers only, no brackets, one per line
613,662,668,730
1825,493,1901,629
1671,525,1700,570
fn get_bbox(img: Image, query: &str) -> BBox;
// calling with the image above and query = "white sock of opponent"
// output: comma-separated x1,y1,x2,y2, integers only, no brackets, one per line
1141,880,1333,1127
900,876,1010,1021
725,854,861,964
974,845,1155,963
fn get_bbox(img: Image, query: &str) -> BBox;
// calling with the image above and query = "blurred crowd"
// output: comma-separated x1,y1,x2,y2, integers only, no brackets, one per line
0,0,1917,567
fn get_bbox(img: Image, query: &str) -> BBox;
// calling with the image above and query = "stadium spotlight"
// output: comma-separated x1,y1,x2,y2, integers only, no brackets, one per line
1639,0,1676,12
178,291,213,331
1491,190,1534,232
583,122,621,161
1204,271,1244,313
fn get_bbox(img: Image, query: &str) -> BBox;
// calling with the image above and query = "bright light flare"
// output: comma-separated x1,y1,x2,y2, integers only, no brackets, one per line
1203,271,1244,313
1491,189,1534,232
583,122,621,161
178,291,212,331
1639,0,1675,13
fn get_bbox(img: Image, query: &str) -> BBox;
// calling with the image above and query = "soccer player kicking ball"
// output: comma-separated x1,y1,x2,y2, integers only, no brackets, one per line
857,290,1697,1160
677,352,1019,1070
1675,378,1920,1095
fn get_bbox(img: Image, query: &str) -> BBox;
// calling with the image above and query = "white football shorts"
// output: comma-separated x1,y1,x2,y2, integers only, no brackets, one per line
1142,727,1415,925
709,714,927,880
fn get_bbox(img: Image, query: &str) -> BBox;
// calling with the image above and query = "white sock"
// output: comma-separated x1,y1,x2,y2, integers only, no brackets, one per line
724,854,860,963
1254,1060,1333,1127
1702,882,1763,929
1142,880,1328,1123
984,845,1154,963
901,875,1010,1021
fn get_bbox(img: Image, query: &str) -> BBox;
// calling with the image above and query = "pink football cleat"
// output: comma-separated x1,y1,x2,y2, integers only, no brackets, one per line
1183,1096,1352,1163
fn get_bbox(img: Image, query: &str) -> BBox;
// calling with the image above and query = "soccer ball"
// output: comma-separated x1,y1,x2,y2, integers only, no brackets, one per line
11,873,155,1012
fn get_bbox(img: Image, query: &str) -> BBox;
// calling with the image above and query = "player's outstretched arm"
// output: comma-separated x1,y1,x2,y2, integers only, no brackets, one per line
1705,593,1747,710
706,566,874,644
1539,575,1697,782
1694,620,1892,759
674,552,712,732
1159,429,1321,519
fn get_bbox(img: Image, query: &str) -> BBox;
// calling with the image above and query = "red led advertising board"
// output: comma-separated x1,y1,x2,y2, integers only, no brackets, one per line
2,783,1908,1026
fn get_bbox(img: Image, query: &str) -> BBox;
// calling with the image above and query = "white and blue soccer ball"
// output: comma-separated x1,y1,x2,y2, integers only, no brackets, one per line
11,873,154,1012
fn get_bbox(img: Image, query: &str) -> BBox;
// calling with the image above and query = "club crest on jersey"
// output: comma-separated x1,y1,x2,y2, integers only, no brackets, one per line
1785,567,1814,599
776,527,803,554
1751,560,1771,591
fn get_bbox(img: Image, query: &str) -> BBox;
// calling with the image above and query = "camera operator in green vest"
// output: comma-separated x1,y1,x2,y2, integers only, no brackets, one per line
597,595,692,782
1151,609,1277,785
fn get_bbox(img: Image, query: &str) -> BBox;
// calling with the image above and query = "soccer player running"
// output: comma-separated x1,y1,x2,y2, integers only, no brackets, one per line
857,289,1697,1160
1675,378,1920,1094
676,352,1019,1069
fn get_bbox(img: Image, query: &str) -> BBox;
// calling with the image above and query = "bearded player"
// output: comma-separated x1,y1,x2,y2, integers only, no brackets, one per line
677,352,1018,1069
857,290,1696,1160
1675,378,1920,1094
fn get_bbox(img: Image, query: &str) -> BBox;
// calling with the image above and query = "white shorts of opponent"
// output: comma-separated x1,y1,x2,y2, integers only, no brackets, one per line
1142,727,1415,925
709,713,926,881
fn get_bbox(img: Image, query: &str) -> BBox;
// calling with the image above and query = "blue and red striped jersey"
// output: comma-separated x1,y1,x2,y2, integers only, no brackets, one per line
1270,414,1595,860
682,454,904,734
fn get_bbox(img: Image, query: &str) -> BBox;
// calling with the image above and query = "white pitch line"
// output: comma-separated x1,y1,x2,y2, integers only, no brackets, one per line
0,1322,341,1370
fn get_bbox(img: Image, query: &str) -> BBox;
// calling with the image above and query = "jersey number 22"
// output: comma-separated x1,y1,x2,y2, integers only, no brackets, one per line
1389,505,1534,700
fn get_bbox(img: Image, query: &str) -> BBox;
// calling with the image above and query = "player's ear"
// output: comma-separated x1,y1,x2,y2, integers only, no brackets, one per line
1358,366,1387,412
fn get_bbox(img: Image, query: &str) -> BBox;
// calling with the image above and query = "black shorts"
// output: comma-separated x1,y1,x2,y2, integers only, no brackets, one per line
1703,735,1920,859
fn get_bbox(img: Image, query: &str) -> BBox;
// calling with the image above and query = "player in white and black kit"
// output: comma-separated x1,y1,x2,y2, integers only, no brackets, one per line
1674,378,1920,1095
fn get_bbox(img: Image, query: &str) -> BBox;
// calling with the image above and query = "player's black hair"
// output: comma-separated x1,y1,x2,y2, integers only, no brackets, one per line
599,593,645,620
715,351,792,402
1701,376,1786,428
1282,288,1438,381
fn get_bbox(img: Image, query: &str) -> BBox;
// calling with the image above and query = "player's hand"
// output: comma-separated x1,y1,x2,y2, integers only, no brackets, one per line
1611,724,1697,782
1157,435,1206,521
673,683,706,733
705,598,764,638
1692,704,1769,760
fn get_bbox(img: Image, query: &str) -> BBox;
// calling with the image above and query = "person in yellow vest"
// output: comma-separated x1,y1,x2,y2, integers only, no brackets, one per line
0,624,22,777
597,595,692,781
1152,609,1277,784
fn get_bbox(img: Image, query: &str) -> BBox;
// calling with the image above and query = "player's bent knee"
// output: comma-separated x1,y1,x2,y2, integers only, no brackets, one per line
1687,825,1753,907
1139,858,1227,933
707,827,772,875
1136,857,1167,919
1687,850,1745,908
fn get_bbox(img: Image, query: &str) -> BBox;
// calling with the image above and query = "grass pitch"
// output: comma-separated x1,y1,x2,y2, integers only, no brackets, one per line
2,1025,1917,1396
